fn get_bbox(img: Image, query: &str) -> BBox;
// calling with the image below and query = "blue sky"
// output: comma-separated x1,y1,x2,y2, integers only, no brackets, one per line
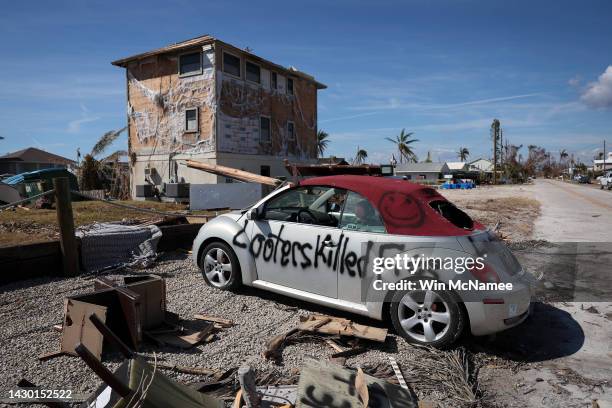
1,0,611,164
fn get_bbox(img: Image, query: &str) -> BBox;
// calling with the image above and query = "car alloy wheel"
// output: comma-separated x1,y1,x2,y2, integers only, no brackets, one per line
397,290,451,343
204,247,233,287
390,286,464,348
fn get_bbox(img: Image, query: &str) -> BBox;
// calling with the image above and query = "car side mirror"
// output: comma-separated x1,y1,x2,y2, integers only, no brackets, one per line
246,206,262,220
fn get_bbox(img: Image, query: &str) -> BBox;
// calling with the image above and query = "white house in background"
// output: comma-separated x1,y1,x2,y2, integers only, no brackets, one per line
593,152,612,172
468,158,494,173
446,161,469,172
394,162,450,182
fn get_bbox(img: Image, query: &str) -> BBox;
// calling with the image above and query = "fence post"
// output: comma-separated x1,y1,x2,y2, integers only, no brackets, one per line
53,177,78,276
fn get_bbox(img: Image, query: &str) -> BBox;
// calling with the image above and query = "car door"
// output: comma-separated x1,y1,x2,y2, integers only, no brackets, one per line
247,185,347,298
336,190,387,304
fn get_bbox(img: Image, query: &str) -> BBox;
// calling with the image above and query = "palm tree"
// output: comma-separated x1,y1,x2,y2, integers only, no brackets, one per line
559,149,568,162
353,146,368,165
385,129,418,163
457,147,470,161
316,129,330,157
80,126,127,192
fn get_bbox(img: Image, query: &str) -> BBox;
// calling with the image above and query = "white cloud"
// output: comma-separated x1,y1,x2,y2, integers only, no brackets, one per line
580,66,612,109
67,116,100,133
568,76,581,87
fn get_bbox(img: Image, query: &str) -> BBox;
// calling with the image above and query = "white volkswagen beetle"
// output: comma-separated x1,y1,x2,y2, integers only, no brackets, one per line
193,175,532,348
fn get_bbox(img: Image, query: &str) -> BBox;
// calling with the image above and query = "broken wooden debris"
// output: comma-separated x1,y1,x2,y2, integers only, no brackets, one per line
47,274,191,359
194,314,235,328
331,346,367,359
323,338,345,353
94,274,167,330
264,314,387,363
73,319,224,408
184,160,283,187
60,298,107,359
355,367,369,408
298,314,388,342
238,366,262,408
263,328,299,361
152,361,221,378
145,322,215,349
38,350,66,361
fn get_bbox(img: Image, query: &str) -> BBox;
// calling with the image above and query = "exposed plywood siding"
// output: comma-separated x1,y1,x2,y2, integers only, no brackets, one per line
126,48,216,156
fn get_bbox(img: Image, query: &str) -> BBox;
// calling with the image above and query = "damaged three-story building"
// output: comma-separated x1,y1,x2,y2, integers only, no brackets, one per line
112,35,326,198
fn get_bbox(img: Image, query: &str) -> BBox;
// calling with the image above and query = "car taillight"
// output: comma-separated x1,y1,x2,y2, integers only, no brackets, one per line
469,263,500,283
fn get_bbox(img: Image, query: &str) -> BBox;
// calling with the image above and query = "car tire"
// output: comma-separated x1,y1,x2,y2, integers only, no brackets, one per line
200,241,242,290
389,286,465,349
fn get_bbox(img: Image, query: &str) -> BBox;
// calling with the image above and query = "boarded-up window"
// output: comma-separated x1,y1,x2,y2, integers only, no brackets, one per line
287,77,294,95
287,121,295,140
271,72,278,89
185,108,198,132
260,117,271,142
246,61,260,83
179,52,202,76
223,52,241,77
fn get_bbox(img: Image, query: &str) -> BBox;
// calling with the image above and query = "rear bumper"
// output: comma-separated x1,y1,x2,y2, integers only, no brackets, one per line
464,283,532,336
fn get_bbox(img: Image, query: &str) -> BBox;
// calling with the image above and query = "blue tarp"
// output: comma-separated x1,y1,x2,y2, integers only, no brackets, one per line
2,168,78,188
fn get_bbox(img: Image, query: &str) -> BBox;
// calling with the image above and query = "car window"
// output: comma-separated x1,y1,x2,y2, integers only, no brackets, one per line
338,191,386,233
264,186,347,226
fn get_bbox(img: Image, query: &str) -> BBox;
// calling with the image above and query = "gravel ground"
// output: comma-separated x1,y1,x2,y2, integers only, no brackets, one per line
0,252,477,407
4,182,607,407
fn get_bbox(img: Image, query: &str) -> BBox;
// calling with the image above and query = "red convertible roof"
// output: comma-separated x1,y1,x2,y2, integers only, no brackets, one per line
300,175,483,236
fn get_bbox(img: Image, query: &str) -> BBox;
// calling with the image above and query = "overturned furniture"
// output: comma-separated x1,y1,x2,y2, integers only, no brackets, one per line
59,275,166,358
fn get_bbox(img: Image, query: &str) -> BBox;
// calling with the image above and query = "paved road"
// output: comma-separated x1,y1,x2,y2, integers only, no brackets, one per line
519,179,612,406
533,179,612,242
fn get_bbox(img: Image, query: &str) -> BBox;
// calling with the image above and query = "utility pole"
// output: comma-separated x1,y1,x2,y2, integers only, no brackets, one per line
604,140,607,173
491,119,501,184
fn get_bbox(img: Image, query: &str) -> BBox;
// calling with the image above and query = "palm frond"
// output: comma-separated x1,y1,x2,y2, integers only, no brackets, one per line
91,126,127,157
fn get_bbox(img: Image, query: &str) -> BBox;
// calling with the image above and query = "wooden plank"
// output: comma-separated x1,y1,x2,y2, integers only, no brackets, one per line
194,314,234,328
53,177,78,277
298,315,387,343
146,323,214,349
185,160,282,186
60,299,107,360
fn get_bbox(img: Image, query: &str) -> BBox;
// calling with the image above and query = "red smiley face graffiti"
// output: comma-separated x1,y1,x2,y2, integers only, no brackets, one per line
378,191,425,228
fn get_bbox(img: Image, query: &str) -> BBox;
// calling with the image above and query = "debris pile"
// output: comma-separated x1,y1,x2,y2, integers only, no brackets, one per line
42,274,231,360
264,314,388,365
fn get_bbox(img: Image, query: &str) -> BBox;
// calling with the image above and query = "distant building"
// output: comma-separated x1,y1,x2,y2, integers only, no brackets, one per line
394,162,450,182
445,161,469,172
593,152,612,172
468,158,494,173
0,147,74,176
112,35,326,198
